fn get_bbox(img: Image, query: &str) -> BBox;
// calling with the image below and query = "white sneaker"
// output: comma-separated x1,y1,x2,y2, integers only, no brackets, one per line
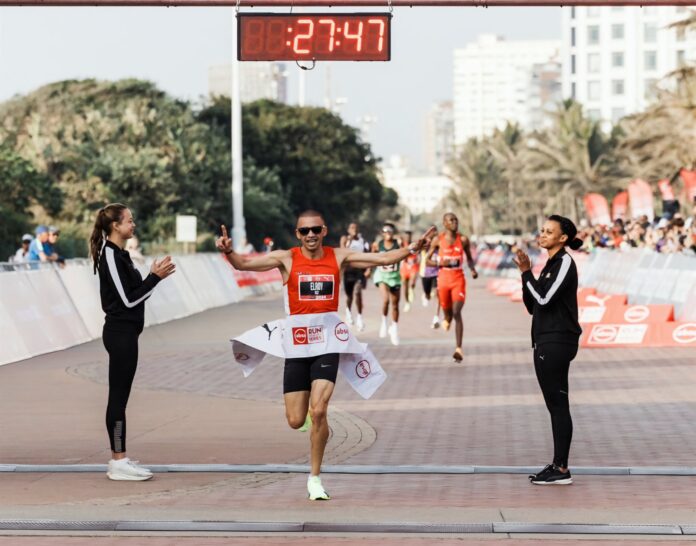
431,316,440,329
404,302,411,313
345,309,354,326
379,319,388,338
388,323,400,346
356,314,365,332
421,294,429,307
107,457,153,481
307,475,330,500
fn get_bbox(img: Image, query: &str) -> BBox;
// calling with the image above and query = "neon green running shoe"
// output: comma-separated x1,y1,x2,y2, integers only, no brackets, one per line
298,413,312,432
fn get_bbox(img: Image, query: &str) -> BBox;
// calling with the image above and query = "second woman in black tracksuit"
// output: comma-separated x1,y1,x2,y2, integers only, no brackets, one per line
89,203,175,482
514,215,582,486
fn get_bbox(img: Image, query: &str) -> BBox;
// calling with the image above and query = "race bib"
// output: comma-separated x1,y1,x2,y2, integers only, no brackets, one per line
379,263,399,272
299,274,335,301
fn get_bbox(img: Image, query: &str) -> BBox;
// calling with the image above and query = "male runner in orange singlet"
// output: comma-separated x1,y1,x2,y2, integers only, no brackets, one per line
217,211,436,499
426,212,478,362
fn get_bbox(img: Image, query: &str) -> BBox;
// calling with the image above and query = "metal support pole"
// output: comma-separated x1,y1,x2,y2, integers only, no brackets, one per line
231,9,246,251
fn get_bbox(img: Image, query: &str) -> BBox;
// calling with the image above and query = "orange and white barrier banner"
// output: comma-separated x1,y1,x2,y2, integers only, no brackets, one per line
582,322,696,348
579,303,674,325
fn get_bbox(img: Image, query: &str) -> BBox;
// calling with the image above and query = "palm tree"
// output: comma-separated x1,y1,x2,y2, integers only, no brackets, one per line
446,138,493,236
525,100,622,220
616,67,696,184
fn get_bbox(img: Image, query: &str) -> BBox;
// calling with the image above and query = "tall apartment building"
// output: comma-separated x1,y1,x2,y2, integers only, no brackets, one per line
561,6,696,124
381,156,453,216
208,62,288,103
453,34,561,144
424,101,455,175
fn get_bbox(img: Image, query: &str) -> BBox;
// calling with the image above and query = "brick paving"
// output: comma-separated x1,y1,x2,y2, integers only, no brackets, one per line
1,281,695,541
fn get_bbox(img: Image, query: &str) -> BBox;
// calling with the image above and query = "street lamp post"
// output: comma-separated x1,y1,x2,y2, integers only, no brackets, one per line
231,10,246,250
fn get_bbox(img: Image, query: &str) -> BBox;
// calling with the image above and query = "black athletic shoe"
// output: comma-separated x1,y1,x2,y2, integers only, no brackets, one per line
529,464,572,485
528,464,554,481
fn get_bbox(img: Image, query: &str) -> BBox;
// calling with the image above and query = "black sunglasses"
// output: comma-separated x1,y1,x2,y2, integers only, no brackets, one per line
297,225,324,236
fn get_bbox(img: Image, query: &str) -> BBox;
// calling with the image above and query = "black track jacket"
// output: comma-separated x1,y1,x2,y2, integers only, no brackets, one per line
521,248,581,347
98,240,161,333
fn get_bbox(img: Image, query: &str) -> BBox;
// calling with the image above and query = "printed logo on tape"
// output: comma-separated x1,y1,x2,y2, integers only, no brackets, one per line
624,305,650,323
292,326,325,345
334,322,349,342
356,360,371,378
293,327,308,345
672,323,696,344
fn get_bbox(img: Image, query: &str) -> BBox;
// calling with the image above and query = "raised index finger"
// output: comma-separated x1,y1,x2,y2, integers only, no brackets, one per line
221,225,229,238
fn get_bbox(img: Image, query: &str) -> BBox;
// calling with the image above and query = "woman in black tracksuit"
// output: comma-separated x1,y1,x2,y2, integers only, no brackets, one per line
514,215,582,485
89,203,175,481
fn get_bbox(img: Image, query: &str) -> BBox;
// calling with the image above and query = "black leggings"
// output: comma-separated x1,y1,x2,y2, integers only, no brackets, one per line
533,342,578,468
103,328,140,454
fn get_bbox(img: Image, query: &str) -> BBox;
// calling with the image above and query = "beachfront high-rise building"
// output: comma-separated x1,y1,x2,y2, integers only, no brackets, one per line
561,6,696,125
453,34,561,144
424,101,455,175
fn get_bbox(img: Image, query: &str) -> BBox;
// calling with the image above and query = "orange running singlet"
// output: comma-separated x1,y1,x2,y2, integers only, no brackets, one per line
285,246,341,315
437,233,467,310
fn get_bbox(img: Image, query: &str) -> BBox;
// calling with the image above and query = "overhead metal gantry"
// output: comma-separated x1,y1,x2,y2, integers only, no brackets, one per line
0,0,690,5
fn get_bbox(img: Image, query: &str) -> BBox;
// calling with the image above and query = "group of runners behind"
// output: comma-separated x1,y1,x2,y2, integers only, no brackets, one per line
342,213,478,362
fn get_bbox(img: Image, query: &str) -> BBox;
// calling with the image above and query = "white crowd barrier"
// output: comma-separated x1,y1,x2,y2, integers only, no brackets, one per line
0,253,282,367
580,249,696,320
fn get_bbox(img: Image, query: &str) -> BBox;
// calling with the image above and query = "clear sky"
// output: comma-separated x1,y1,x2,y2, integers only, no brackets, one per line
0,6,561,168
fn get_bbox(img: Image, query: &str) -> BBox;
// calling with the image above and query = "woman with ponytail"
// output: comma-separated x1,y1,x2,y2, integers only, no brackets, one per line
513,215,582,486
90,204,176,481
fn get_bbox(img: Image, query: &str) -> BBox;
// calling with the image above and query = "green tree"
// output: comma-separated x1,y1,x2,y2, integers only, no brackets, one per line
199,98,393,246
0,79,233,254
0,144,62,260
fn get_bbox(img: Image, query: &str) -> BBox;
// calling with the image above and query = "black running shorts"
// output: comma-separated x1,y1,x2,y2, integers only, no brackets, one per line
283,353,340,394
422,276,438,297
343,269,366,295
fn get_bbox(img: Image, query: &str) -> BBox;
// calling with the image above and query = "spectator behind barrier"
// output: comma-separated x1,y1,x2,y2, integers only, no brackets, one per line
10,233,33,263
28,226,51,262
47,226,65,266
577,214,695,255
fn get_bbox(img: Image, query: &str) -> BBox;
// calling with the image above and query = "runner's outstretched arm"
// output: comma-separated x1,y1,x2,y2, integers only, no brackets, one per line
342,227,437,269
216,225,289,272
425,236,440,267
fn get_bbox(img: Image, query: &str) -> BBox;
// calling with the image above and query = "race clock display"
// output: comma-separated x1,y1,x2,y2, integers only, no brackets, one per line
238,13,391,62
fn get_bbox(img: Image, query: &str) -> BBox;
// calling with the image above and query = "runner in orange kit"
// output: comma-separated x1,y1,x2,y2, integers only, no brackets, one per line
426,212,478,362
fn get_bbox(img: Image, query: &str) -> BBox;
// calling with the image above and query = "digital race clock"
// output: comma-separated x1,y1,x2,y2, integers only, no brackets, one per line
238,13,391,62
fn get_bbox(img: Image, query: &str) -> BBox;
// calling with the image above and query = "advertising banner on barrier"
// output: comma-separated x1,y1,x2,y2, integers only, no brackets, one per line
680,169,696,202
628,179,654,221
583,193,611,226
579,304,674,325
611,191,629,221
582,322,696,348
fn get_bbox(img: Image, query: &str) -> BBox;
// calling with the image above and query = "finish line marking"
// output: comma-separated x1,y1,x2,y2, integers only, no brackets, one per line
0,520,693,535
2,464,696,475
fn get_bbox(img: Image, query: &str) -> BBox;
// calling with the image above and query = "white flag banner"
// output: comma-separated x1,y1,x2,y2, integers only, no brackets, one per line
230,313,387,399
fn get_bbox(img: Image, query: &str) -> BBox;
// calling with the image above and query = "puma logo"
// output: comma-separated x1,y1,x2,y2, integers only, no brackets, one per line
262,323,278,341
539,355,545,360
